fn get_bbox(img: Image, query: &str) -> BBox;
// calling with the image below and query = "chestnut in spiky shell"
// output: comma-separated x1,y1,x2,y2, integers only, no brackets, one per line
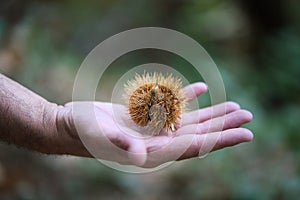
124,72,187,135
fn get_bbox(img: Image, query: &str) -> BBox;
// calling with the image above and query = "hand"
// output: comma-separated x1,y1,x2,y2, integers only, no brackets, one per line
57,82,253,168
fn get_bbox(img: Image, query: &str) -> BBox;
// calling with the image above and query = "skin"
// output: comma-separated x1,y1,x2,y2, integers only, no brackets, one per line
0,73,253,168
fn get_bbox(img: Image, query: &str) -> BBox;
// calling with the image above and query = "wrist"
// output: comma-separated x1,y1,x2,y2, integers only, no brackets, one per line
37,102,64,155
54,104,91,157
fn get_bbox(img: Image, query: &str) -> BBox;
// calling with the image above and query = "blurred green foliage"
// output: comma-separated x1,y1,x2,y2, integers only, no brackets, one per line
1,0,300,199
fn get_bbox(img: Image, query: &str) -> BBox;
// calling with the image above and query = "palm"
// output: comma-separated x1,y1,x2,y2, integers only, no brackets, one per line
68,82,253,168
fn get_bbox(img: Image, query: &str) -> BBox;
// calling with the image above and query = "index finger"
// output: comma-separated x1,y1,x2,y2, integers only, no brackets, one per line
182,82,208,102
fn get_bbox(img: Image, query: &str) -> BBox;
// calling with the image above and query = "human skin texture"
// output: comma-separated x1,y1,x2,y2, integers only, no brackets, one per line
0,73,253,167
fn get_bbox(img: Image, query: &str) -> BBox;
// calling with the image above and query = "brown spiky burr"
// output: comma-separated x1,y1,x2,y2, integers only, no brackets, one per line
124,72,187,135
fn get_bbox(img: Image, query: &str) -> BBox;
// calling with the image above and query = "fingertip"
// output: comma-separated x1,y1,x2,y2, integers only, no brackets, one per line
240,110,253,123
183,82,208,102
128,140,147,167
212,128,254,151
197,83,208,98
226,101,241,111
196,82,208,93
247,111,253,121
227,128,254,143
241,128,254,142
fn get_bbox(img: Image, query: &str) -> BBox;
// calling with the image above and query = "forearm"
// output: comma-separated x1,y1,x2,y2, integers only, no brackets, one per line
0,73,63,154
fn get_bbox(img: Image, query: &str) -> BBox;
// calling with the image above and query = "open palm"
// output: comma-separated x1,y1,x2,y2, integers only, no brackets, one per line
60,82,253,168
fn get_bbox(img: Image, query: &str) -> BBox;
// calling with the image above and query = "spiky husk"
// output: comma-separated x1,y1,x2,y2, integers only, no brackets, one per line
124,72,187,135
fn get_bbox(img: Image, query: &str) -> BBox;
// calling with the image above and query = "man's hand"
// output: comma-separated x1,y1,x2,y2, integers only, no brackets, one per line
57,82,253,168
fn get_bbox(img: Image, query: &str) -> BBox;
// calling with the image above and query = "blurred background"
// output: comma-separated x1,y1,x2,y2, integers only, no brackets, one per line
1,0,300,199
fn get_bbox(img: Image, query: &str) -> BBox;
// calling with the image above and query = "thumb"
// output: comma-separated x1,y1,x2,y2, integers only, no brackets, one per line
128,138,147,167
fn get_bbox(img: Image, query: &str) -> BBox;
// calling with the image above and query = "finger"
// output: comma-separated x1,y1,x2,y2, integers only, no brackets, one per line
177,128,253,161
182,82,208,102
181,101,240,126
212,128,253,151
127,138,147,167
144,127,253,167
200,109,253,133
177,109,253,135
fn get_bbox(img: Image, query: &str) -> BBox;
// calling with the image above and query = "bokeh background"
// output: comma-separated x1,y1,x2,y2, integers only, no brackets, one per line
1,0,300,199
